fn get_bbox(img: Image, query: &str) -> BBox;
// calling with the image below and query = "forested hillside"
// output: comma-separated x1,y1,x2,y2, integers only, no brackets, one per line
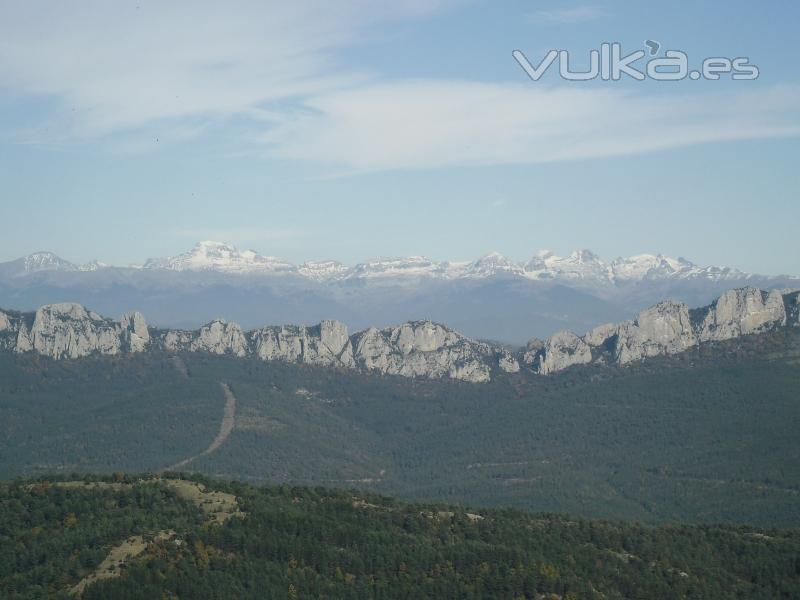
1,328,799,526
2,475,799,599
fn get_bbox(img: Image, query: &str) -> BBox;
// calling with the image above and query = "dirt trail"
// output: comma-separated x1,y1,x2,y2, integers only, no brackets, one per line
63,478,244,596
168,382,236,471
70,530,175,596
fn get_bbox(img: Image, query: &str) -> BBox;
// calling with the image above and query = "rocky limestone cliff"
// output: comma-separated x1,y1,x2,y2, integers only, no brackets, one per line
528,287,798,375
695,288,786,342
614,300,698,365
251,320,356,368
0,305,514,382
120,311,150,352
786,290,800,325
2,303,150,359
351,321,518,383
192,320,249,357
1,286,797,382
536,331,592,375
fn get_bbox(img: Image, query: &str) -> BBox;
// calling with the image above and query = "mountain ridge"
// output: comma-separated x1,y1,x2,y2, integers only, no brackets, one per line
4,240,790,283
3,242,798,346
1,286,797,382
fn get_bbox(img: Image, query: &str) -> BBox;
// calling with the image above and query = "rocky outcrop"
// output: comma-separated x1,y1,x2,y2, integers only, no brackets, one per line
0,304,152,358
192,320,249,356
613,300,697,365
251,320,355,367
162,329,195,352
2,285,797,381
120,312,150,352
0,304,514,382
17,304,122,359
529,287,796,375
534,330,592,375
0,309,27,352
521,338,545,367
696,288,786,342
351,321,515,383
786,290,800,325
583,323,617,348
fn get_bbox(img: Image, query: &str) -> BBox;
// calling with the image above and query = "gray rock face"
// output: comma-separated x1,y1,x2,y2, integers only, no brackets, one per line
251,325,308,362
787,291,800,326
536,330,592,375
18,309,496,379
532,287,795,375
498,353,521,373
162,329,195,352
120,311,150,352
19,303,123,359
613,300,697,365
583,323,617,348
192,320,249,356
251,320,355,367
697,288,786,342
351,320,515,383
522,338,545,366
0,309,25,352
2,285,795,381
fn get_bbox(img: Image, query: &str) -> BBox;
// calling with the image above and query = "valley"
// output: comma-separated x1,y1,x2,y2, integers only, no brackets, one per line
1,326,799,527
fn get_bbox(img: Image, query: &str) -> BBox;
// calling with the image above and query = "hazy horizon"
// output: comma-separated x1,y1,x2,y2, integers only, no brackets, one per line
3,239,800,277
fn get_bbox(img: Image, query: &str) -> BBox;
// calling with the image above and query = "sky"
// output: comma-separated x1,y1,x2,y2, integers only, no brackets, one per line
0,0,798,275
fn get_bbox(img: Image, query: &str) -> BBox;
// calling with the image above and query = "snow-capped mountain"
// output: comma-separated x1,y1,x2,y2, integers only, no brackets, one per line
6,251,108,275
22,252,79,273
297,260,349,281
0,242,795,344
127,241,765,285
7,243,755,284
141,241,295,274
342,256,465,281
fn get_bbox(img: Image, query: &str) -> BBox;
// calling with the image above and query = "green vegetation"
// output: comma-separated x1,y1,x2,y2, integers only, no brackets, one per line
1,475,799,599
1,329,799,526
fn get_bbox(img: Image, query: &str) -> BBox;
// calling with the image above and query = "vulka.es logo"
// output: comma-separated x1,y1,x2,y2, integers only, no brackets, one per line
513,42,759,82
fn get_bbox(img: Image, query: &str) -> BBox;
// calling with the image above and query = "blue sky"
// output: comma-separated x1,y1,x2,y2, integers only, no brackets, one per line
1,0,798,274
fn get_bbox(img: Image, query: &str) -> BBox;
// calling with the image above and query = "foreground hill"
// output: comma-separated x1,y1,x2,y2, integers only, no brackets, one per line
1,326,799,527
2,475,799,599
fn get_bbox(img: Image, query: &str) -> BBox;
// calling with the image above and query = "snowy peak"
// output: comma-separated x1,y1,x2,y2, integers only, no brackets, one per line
23,252,77,273
569,249,601,264
345,256,453,280
610,254,687,281
464,252,524,278
523,249,610,283
14,252,105,275
298,260,348,281
3,243,783,285
142,241,296,274
609,254,746,283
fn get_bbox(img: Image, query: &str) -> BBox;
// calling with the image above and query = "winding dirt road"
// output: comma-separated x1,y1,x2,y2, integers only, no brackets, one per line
168,382,236,471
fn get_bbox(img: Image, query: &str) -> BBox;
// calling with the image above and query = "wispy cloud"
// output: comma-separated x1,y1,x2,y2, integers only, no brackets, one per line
3,2,798,174
258,80,800,171
0,1,459,139
527,6,608,25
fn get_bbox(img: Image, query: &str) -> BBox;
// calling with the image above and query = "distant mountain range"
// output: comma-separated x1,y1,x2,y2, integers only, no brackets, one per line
1,240,767,283
1,241,797,343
